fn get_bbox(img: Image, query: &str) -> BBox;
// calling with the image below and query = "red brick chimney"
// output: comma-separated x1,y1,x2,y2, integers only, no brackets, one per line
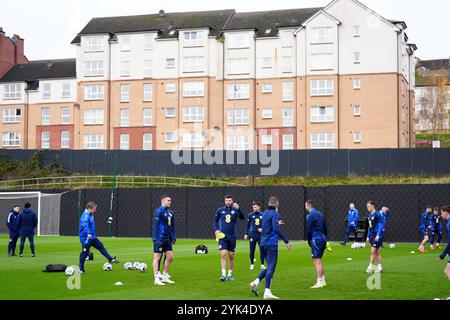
0,28,29,78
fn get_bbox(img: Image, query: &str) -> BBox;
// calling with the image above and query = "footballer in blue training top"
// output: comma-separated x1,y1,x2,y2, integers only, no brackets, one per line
244,201,265,270
365,201,385,273
430,207,443,250
419,206,433,253
438,206,450,282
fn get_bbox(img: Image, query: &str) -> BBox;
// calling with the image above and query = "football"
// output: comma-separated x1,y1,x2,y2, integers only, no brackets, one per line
65,266,75,276
132,262,141,270
103,263,112,271
138,263,147,272
389,243,396,249
123,262,133,270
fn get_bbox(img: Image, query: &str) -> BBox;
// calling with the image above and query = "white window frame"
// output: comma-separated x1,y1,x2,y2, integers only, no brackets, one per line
283,82,294,101
61,107,70,124
143,108,153,126
85,61,104,77
165,132,176,143
261,134,273,145
84,134,104,149
62,83,71,98
3,84,22,100
2,132,21,147
143,133,153,150
41,108,50,125
119,35,131,52
283,108,294,127
144,34,154,50
183,31,204,47
262,57,273,69
183,56,205,73
283,134,294,150
84,85,104,101
353,52,361,64
311,132,335,149
310,53,333,71
165,58,176,68
165,83,176,93
84,36,103,52
83,109,104,125
42,83,51,99
143,84,153,101
281,56,294,73
120,61,131,77
354,131,362,143
143,60,153,78
228,33,250,49
61,131,70,149
261,83,272,93
41,131,50,149
311,80,334,96
261,108,273,119
354,104,361,116
120,134,130,150
353,25,361,37
311,106,334,123
353,78,361,89
183,81,205,97
165,108,176,118
120,84,130,103
311,27,332,44
227,83,250,100
227,109,250,125
228,58,250,75
2,108,21,123
227,134,250,151
183,131,204,148
183,107,205,123
120,109,130,127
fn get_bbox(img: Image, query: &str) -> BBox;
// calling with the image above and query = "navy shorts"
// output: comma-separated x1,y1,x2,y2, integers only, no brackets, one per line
311,239,326,259
370,236,383,249
153,241,173,254
420,227,430,238
219,238,236,252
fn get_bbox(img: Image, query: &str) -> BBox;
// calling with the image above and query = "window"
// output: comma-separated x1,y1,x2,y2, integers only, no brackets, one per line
228,58,250,75
61,107,70,124
84,134,104,149
165,83,176,93
3,84,22,100
166,58,176,68
41,108,50,125
144,34,154,50
354,25,361,37
261,135,272,145
143,84,153,101
261,83,272,93
227,109,250,125
120,134,130,150
3,108,21,123
183,31,204,46
119,35,131,51
183,56,205,73
120,84,130,102
120,109,129,127
281,47,294,73
353,52,361,64
283,134,294,150
143,60,153,78
311,80,333,96
165,132,176,143
183,131,204,148
354,104,361,116
84,109,104,125
2,132,20,147
143,108,153,126
84,36,103,52
85,61,104,77
311,27,332,43
262,57,273,68
62,83,71,98
183,107,204,122
227,83,250,100
165,108,176,118
279,30,294,44
227,134,250,150
354,131,362,143
41,132,50,149
143,133,153,150
283,82,294,101
61,131,70,149
261,109,273,119
353,79,361,89
84,85,104,100
228,33,250,49
310,53,333,71
311,132,334,149
183,81,205,97
42,83,51,99
283,108,294,127
121,61,130,77
311,106,334,123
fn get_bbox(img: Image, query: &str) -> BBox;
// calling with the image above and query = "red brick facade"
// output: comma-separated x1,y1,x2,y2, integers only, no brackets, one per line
36,125,75,150
0,28,28,78
256,127,297,150
113,127,156,150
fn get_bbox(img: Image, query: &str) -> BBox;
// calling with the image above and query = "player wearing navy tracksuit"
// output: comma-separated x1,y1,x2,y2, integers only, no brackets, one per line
250,197,290,300
214,195,245,281
152,195,176,285
245,202,265,269
419,206,433,252
365,201,385,273
430,207,443,249
17,203,38,257
438,206,450,282
6,205,20,256
79,202,118,273
341,204,359,245
305,200,328,288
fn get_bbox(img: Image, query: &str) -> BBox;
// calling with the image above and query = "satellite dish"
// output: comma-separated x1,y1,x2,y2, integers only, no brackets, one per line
46,61,54,69
159,10,165,17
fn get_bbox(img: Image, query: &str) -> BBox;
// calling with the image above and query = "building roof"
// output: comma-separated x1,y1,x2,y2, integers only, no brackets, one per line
416,59,450,72
0,59,76,82
224,8,322,37
71,9,236,44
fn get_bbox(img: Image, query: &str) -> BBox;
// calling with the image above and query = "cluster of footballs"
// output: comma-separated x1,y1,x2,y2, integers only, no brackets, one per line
123,261,147,272
350,242,367,249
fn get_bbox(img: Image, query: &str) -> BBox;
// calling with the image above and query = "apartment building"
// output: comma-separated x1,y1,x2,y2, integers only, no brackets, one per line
0,0,417,150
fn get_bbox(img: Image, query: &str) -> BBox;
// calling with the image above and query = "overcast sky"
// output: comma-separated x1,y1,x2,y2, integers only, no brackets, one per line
0,0,448,61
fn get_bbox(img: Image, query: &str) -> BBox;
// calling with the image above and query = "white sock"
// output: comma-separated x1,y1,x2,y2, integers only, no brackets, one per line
321,276,326,283
378,264,382,270
221,269,226,276
368,263,373,269
317,277,321,284
154,274,159,280
163,272,169,277
228,270,232,276
264,288,271,295
253,278,260,285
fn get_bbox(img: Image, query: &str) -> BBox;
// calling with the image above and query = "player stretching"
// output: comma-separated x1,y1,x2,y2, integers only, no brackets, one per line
305,200,328,288
214,195,245,281
341,203,359,245
430,207,443,250
419,206,432,253
365,201,385,273
438,206,450,282
79,202,119,273
152,195,176,286
250,197,291,299
244,201,265,270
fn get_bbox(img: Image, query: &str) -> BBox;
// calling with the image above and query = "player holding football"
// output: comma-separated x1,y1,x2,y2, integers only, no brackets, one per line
305,200,328,288
250,197,291,299
430,207,443,250
214,195,245,281
419,206,433,253
244,201,265,270
365,201,385,273
438,206,450,282
152,195,176,286
79,202,119,273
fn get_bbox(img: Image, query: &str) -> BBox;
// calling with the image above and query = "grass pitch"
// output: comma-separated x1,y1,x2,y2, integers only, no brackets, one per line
0,235,448,300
